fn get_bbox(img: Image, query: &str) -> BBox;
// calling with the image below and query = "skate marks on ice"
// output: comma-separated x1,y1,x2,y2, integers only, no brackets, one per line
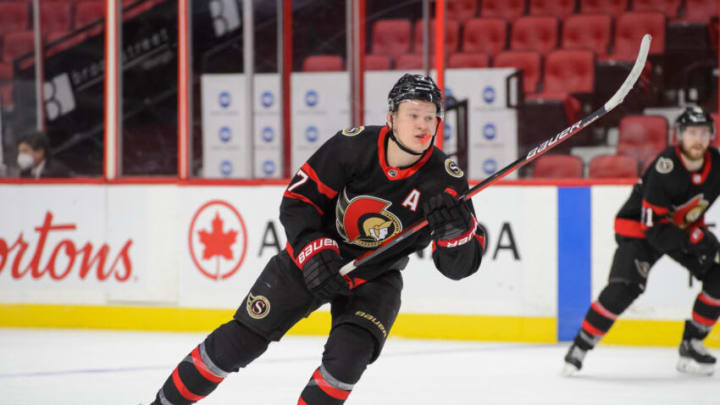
0,329,716,405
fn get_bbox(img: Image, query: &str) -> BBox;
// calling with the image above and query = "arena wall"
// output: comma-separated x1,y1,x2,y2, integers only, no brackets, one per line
1,182,718,347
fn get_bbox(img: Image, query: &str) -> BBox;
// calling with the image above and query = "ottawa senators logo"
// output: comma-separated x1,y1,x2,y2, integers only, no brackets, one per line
335,189,402,248
246,293,271,319
672,194,709,228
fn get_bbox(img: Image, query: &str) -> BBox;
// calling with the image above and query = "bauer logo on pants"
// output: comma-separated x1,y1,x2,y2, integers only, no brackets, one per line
188,200,248,280
247,294,271,319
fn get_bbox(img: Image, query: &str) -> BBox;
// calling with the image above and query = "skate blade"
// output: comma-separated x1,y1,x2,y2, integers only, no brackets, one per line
561,362,580,377
676,357,715,376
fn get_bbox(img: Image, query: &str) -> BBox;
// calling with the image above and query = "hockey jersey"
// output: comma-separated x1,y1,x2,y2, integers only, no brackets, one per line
615,145,720,254
280,125,485,286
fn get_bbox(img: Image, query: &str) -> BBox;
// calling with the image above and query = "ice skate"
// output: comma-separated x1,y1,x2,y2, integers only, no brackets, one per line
676,339,716,376
562,343,587,376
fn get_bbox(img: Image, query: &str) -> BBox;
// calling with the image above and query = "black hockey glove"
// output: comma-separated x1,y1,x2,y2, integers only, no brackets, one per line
422,192,474,243
684,227,720,277
302,249,350,301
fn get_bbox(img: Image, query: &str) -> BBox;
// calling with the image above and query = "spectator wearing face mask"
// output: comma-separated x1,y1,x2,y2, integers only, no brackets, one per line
16,131,73,179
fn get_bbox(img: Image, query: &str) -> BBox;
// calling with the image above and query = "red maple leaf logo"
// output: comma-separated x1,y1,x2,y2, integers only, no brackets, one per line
198,212,238,260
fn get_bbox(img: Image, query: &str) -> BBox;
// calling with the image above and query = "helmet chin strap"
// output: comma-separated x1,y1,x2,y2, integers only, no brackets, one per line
388,116,439,157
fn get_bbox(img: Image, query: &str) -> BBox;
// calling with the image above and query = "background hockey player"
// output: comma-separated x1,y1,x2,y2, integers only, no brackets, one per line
149,73,486,404
563,106,720,376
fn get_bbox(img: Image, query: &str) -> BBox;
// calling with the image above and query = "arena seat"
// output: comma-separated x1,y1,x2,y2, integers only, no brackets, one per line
446,0,478,23
617,115,668,170
588,155,639,178
364,54,391,70
302,55,343,72
0,63,11,81
608,12,666,60
481,0,526,21
371,19,412,57
533,154,584,178
75,1,106,28
511,16,560,54
448,52,489,68
580,0,629,17
413,19,460,55
395,53,423,70
562,14,612,56
493,50,542,93
529,0,577,19
541,49,595,94
462,18,508,56
682,0,718,23
632,0,681,18
0,2,29,35
40,2,72,33
2,32,35,63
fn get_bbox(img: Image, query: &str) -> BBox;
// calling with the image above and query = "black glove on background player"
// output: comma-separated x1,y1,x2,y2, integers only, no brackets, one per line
422,193,474,242
302,249,349,301
684,227,720,277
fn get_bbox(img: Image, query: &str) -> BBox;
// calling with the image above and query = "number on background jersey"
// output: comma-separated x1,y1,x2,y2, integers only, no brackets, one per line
288,170,309,191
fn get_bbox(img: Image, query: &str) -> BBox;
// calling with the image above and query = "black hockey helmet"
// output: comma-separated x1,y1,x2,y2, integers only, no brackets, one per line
675,106,715,140
388,73,444,119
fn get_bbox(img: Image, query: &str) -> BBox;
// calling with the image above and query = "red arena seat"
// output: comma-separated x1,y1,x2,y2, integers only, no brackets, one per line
364,54,392,70
75,1,106,28
589,155,640,178
542,49,595,94
562,14,612,56
371,19,412,57
529,0,577,19
413,19,460,55
481,0,526,21
610,12,666,60
462,18,508,56
302,55,343,72
632,0,681,18
40,2,72,33
533,154,584,178
617,115,669,170
682,0,718,23
580,0,629,17
493,50,542,93
446,0,478,23
511,16,560,54
0,2,29,35
448,52,489,68
2,31,35,63
395,53,424,70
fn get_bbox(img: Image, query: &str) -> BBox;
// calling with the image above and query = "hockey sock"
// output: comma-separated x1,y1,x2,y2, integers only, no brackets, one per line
153,320,269,405
685,291,720,340
298,325,375,404
574,282,640,350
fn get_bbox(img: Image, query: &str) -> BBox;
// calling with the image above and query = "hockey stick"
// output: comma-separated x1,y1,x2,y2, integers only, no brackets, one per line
340,33,652,276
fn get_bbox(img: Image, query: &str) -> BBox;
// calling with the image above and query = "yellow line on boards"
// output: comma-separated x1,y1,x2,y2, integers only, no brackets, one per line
0,304,717,347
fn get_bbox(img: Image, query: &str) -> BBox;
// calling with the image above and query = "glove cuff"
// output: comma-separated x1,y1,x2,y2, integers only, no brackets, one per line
436,217,479,248
295,237,340,269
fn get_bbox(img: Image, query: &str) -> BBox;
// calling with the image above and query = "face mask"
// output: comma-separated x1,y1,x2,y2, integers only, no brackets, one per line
17,153,34,170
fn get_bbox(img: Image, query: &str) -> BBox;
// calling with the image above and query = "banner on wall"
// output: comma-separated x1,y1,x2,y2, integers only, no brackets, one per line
254,74,282,178
290,72,351,173
201,74,252,178
0,184,557,318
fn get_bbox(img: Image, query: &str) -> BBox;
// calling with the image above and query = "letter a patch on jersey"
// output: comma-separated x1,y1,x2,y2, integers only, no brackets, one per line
402,189,421,212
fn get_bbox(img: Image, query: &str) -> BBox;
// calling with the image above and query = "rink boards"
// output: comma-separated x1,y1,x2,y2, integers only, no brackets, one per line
0,183,718,347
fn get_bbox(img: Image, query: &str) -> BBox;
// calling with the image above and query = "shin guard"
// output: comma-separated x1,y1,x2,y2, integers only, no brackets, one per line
153,320,269,405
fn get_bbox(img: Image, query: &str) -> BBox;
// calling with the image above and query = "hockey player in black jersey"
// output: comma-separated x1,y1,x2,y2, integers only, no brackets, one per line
149,74,486,404
563,106,720,376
